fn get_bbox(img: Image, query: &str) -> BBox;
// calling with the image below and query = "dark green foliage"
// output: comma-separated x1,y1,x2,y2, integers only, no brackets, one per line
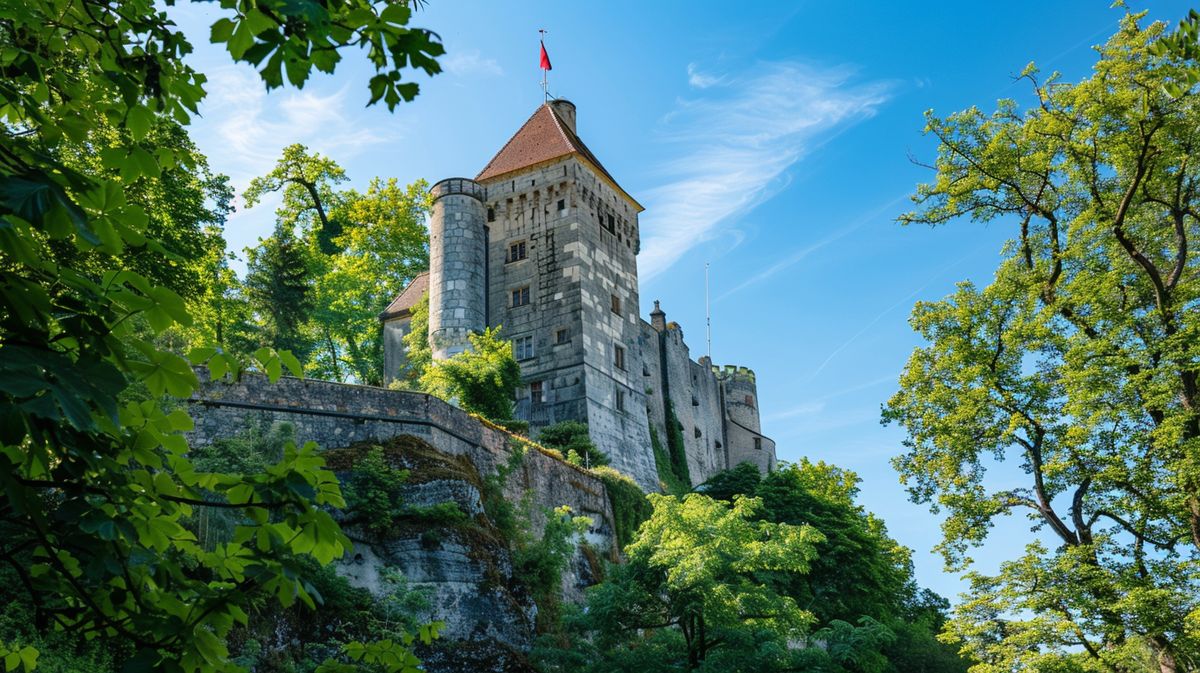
481,444,526,540
663,403,692,489
244,224,316,358
649,421,689,494
697,461,761,501
756,464,909,625
539,420,609,468
590,466,652,550
345,446,410,535
402,502,468,526
534,462,972,673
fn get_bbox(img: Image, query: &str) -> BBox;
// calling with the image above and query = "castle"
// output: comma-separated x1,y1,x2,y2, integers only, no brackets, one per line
380,100,776,490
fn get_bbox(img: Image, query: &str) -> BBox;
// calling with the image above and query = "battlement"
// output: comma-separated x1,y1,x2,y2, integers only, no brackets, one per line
431,177,486,202
712,364,756,383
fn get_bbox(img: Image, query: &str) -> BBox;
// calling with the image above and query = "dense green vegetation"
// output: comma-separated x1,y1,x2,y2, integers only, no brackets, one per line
3,0,1198,671
0,0,444,668
533,460,971,673
538,420,610,468
885,13,1200,673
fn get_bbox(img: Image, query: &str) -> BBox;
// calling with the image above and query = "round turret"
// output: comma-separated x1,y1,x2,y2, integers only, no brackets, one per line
428,178,488,360
718,365,761,433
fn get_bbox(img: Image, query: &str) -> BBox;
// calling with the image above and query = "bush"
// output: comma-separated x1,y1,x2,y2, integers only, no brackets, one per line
697,461,762,501
590,466,652,550
345,446,410,534
403,501,468,525
420,326,521,422
539,421,609,468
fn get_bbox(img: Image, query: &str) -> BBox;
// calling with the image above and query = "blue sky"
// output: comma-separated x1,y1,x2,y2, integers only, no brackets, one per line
168,1,1194,601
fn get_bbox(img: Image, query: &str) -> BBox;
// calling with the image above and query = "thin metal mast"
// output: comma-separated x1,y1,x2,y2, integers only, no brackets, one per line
705,262,712,360
539,29,549,102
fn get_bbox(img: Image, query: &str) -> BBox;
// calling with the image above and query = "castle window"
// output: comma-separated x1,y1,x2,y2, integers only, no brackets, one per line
508,240,527,263
694,427,702,439
487,207,495,222
610,294,621,315
511,286,530,307
513,335,534,360
691,396,699,407
616,388,626,412
754,437,763,451
555,328,570,344
530,381,545,404
613,344,626,371
557,199,565,211
745,395,755,408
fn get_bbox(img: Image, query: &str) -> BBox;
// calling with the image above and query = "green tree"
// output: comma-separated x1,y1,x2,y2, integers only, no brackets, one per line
398,293,431,386
243,144,350,255
884,14,1200,673
244,223,317,359
420,327,521,421
0,0,442,669
244,148,430,384
571,493,824,671
312,178,430,384
538,420,609,468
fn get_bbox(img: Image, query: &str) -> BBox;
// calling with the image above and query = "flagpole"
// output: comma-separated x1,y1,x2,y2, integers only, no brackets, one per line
539,29,548,102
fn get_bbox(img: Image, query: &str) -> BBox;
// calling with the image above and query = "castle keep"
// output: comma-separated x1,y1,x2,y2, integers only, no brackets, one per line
381,100,776,490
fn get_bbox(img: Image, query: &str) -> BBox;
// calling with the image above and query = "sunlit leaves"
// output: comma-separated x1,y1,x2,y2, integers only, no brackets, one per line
887,13,1200,670
0,0,440,669
207,0,444,109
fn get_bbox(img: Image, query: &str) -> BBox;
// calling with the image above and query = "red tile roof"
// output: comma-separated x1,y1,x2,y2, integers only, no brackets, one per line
379,271,429,321
475,103,642,211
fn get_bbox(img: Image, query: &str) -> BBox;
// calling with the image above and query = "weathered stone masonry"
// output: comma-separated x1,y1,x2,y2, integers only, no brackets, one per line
381,99,778,490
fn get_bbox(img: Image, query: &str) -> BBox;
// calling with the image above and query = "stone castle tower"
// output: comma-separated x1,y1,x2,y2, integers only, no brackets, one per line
382,100,775,490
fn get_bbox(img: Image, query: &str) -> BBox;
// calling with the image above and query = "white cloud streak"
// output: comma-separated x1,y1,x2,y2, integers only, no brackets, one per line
638,62,893,280
716,192,910,301
197,66,390,198
443,49,504,77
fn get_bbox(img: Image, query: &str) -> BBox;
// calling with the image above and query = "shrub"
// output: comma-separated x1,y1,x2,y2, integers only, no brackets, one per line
345,446,410,534
539,420,609,468
590,466,652,550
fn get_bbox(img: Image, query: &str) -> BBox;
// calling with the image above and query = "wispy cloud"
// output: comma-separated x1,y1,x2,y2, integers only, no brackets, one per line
717,192,910,301
764,374,896,423
197,66,390,197
686,63,726,89
637,61,893,280
443,49,504,77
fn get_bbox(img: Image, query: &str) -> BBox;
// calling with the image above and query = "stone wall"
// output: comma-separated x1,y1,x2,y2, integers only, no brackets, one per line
639,309,779,487
186,371,617,672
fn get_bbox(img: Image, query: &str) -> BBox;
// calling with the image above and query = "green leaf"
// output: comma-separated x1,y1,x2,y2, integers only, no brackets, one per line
126,106,154,141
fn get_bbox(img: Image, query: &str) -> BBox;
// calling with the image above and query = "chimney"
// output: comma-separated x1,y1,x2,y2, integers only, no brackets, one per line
650,299,666,331
549,99,576,135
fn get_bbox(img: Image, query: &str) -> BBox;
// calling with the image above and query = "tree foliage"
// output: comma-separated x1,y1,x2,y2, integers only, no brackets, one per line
539,420,609,468
0,0,442,669
419,327,521,421
242,147,430,385
885,14,1200,673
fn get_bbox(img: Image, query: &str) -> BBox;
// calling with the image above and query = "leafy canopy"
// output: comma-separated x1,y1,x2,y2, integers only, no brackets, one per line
885,13,1200,673
0,0,442,670
420,327,522,421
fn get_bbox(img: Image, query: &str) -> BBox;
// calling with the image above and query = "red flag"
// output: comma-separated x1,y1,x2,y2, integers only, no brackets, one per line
540,41,552,71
